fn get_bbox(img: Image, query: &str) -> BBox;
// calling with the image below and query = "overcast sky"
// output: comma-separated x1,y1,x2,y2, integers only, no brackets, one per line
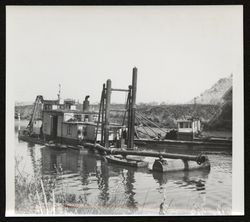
7,6,243,104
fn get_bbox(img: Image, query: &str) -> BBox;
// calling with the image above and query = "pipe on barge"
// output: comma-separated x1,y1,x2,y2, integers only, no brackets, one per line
83,142,208,165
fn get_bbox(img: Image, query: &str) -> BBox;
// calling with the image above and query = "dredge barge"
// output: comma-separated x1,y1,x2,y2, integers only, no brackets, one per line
18,67,212,172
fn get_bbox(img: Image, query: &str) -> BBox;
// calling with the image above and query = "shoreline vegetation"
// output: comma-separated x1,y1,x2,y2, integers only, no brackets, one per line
15,103,232,131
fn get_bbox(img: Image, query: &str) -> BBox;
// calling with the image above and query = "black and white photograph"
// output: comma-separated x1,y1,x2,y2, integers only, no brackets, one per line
6,5,244,216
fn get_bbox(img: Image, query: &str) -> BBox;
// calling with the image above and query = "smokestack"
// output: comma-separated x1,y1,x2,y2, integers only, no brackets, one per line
83,95,90,112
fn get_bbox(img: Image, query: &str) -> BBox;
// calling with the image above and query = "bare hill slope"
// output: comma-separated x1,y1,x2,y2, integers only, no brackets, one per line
189,74,232,105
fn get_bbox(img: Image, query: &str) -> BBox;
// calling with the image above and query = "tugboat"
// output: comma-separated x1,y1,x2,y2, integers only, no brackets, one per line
133,115,232,151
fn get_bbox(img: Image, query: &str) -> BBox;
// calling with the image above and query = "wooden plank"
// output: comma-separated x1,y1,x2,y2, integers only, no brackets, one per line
110,109,127,112
111,88,129,92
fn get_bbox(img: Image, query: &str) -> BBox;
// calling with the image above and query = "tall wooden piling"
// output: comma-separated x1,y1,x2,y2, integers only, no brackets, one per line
104,79,111,147
127,85,132,147
96,83,105,145
128,67,137,149
101,84,106,145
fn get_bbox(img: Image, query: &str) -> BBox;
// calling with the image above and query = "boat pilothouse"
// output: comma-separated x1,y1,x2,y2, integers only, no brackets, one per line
176,117,201,141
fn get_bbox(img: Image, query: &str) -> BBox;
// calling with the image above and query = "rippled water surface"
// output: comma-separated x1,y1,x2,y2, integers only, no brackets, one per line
15,120,232,215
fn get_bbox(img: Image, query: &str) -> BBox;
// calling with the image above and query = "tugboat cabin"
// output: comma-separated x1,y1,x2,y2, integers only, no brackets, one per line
176,118,201,141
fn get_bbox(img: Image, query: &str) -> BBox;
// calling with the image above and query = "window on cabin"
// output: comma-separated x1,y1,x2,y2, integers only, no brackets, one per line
179,122,183,128
75,114,81,121
84,115,89,121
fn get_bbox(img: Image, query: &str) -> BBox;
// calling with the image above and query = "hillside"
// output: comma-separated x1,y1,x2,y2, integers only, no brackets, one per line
206,87,232,131
136,104,219,128
189,74,232,105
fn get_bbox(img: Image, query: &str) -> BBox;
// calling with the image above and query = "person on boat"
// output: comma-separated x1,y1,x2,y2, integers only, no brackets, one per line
120,129,127,148
122,129,127,140
113,130,120,147
77,128,83,141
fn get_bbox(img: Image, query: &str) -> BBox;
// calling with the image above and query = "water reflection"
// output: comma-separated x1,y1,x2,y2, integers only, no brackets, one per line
95,160,109,205
38,147,212,208
41,147,79,174
28,145,41,177
153,169,210,214
153,169,209,189
18,141,233,216
121,167,137,210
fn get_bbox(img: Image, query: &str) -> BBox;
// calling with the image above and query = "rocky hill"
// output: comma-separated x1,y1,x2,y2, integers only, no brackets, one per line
206,87,232,131
189,74,232,105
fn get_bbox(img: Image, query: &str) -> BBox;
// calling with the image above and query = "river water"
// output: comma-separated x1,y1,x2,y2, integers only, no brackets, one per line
14,120,232,215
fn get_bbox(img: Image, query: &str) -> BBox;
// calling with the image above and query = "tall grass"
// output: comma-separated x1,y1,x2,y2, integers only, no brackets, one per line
15,157,135,215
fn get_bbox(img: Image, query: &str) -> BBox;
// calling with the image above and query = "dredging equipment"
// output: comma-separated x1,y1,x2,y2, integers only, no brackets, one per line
86,67,210,171
18,67,211,172
83,142,210,172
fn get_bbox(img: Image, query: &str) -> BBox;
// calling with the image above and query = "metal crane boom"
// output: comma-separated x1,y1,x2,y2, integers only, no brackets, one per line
27,95,44,134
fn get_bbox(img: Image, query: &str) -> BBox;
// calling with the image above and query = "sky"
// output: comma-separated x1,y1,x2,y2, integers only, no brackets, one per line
6,6,243,104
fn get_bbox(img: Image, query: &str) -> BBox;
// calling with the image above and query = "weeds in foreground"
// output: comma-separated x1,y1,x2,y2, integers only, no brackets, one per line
15,156,136,215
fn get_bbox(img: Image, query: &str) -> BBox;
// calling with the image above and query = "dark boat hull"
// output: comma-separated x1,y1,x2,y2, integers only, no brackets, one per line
134,138,232,153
